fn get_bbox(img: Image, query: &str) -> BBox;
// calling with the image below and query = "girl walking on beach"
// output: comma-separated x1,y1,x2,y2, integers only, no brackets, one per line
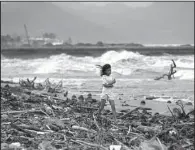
96,64,117,122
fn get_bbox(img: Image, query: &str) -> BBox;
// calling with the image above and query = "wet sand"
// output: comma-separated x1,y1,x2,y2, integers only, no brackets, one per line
66,79,194,115
2,77,194,116
3,78,190,115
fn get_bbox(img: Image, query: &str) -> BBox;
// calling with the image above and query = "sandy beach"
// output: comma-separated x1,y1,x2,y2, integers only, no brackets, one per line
76,79,194,115
1,77,194,115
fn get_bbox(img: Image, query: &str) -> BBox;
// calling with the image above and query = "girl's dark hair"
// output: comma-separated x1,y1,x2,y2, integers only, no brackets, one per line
101,64,111,76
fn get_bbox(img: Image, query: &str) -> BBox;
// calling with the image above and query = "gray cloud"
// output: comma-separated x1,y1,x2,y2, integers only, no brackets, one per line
1,2,194,44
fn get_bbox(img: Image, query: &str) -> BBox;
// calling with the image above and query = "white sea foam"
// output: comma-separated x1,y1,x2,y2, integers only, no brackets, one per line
154,97,194,104
1,50,194,80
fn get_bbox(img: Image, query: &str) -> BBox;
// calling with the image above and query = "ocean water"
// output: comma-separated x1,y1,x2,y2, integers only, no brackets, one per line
1,50,194,104
1,50,194,80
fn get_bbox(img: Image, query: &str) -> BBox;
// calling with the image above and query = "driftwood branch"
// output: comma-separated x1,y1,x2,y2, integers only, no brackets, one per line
167,105,176,120
1,109,49,117
120,107,151,119
72,125,97,134
71,139,107,150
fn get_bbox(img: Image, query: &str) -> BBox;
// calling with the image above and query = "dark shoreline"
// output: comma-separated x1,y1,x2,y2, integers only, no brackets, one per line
1,46,194,59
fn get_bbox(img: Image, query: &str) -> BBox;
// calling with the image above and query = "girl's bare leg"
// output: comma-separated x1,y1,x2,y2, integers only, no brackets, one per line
97,99,106,117
109,100,117,122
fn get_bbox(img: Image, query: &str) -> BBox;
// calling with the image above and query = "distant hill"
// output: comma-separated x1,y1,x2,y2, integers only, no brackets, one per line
1,2,120,43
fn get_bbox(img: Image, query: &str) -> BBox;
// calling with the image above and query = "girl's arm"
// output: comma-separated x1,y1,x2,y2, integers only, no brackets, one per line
102,78,116,87
108,78,116,85
112,78,116,84
103,83,113,88
102,75,116,87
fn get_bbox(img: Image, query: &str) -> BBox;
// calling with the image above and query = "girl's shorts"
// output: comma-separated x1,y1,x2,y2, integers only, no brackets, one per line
100,93,116,101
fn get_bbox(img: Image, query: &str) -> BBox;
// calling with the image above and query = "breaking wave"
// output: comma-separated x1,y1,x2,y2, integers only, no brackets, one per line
1,50,194,80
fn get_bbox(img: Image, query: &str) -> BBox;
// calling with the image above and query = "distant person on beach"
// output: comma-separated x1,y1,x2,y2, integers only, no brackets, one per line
95,64,117,122
155,59,177,80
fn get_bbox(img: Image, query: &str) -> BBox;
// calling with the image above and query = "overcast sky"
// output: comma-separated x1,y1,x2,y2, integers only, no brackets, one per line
2,1,153,7
2,1,194,44
79,2,153,7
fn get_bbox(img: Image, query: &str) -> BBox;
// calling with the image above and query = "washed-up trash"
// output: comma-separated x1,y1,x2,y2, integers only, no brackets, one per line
139,137,167,150
110,145,121,150
64,107,71,112
38,141,56,150
44,104,54,115
52,105,63,110
185,102,193,106
145,96,158,100
1,143,9,149
137,125,162,134
21,93,30,100
23,89,32,95
9,142,21,149
45,117,65,129
168,127,178,135
1,79,194,150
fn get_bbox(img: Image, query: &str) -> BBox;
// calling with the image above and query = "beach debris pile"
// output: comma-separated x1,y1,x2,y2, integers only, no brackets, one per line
1,78,194,150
